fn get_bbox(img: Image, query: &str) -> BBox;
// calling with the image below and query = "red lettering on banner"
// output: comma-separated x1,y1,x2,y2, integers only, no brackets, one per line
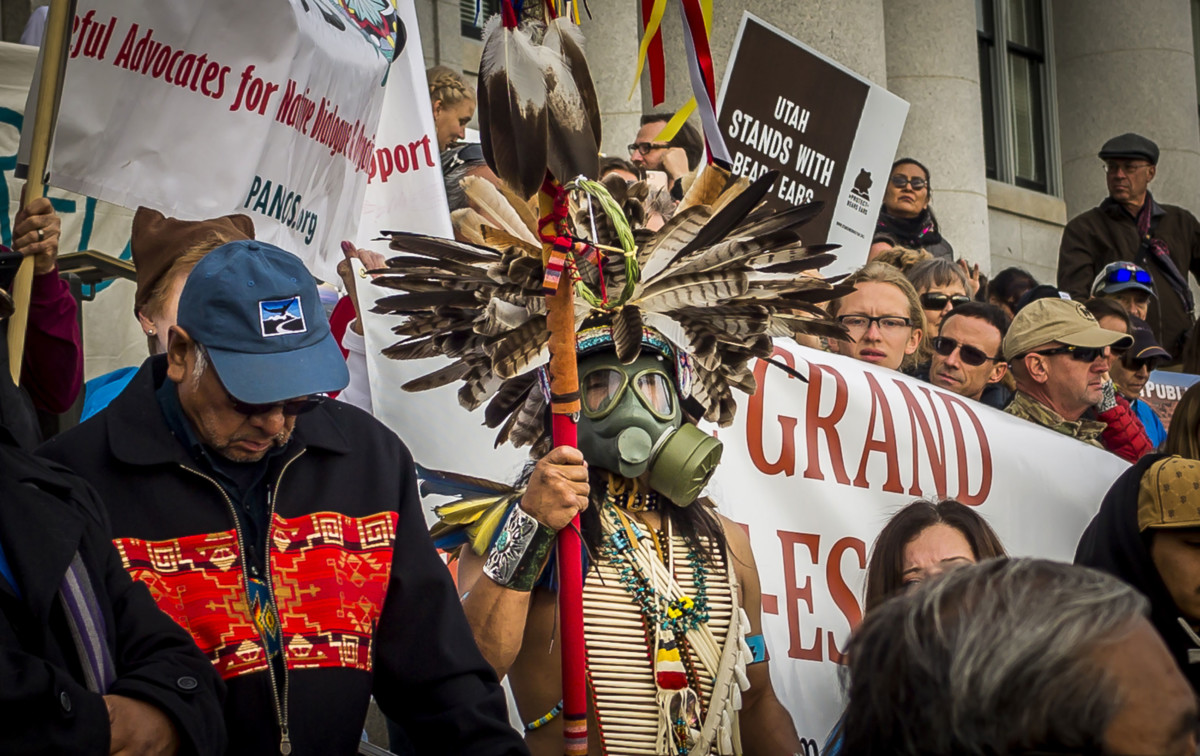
748,347,797,475
70,10,117,61
802,363,851,484
368,135,438,184
778,529,866,665
779,530,822,661
895,381,949,498
852,373,903,493
111,22,229,101
937,392,994,505
825,536,865,664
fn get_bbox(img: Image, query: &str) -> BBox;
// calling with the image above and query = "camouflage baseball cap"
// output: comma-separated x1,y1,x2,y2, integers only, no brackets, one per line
1138,456,1200,531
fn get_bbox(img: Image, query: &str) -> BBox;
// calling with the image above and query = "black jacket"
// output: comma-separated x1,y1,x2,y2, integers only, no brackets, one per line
1074,453,1200,692
0,426,225,755
1058,195,1200,359
39,357,527,756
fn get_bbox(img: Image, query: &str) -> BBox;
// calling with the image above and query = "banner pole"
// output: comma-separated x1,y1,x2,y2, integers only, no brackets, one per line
9,0,74,384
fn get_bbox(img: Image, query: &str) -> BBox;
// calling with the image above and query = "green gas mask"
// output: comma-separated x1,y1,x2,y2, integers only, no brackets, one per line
576,351,722,507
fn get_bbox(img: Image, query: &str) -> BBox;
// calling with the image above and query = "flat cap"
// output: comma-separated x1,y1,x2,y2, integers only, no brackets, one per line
1098,133,1159,165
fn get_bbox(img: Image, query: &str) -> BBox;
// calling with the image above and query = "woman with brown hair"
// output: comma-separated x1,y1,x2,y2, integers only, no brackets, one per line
862,498,1007,614
1164,382,1200,460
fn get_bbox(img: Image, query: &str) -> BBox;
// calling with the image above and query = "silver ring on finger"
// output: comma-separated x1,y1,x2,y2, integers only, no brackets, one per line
36,228,43,242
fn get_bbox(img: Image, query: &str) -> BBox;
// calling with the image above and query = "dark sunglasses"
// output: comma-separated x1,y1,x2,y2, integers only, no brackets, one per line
226,390,326,417
920,292,971,310
889,174,928,190
1105,267,1152,286
1122,356,1161,372
931,336,1000,367
627,141,670,156
1030,345,1109,363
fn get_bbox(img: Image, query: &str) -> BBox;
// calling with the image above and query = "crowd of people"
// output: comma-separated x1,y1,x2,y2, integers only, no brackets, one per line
6,35,1200,756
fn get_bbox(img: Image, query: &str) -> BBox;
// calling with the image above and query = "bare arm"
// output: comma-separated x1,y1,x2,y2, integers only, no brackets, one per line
720,515,803,755
457,446,590,680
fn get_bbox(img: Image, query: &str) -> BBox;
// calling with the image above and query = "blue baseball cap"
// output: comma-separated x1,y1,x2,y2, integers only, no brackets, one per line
176,240,349,403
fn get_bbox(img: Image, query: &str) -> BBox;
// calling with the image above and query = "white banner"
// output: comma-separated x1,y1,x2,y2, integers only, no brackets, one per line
716,13,909,278
47,0,399,285
358,319,1128,746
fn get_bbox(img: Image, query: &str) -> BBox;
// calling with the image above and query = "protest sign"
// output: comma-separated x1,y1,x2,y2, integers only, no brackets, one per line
716,13,908,276
46,1,400,285
1141,370,1200,433
0,41,141,381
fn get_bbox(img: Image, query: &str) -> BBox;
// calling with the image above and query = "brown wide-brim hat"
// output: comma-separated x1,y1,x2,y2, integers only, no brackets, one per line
1001,297,1133,361
131,207,254,314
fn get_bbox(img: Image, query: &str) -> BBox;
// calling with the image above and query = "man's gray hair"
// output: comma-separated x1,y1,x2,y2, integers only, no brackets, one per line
192,342,209,388
837,558,1148,755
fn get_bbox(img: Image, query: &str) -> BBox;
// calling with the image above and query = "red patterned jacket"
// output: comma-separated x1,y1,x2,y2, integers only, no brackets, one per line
39,356,527,756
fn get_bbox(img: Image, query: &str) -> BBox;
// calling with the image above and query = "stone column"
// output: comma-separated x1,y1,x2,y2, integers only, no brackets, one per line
579,2,644,157
1054,0,1200,221
883,0,991,270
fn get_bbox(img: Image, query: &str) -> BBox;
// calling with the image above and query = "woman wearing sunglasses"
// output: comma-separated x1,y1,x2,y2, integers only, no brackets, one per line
870,158,954,261
907,258,972,334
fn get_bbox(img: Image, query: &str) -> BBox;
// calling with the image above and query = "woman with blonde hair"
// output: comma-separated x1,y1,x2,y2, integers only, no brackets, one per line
427,65,476,151
1164,382,1200,459
828,261,926,372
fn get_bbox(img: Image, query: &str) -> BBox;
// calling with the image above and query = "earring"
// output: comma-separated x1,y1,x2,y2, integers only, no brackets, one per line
147,328,156,336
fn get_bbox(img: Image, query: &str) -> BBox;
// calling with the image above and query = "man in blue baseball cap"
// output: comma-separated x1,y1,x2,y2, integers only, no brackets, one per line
39,240,528,756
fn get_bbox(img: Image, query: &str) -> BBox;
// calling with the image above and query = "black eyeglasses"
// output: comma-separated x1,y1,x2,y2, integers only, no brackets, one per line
627,141,670,156
931,336,1000,367
889,174,928,190
1030,345,1109,363
1105,267,1153,286
836,314,913,333
226,390,326,417
920,292,971,310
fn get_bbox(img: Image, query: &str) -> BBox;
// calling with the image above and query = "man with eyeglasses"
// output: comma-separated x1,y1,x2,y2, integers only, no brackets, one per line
38,241,527,755
925,302,1011,408
1002,298,1153,461
1058,132,1200,361
627,113,703,201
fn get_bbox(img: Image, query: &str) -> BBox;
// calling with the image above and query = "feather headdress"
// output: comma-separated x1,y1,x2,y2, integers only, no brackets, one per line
373,164,851,453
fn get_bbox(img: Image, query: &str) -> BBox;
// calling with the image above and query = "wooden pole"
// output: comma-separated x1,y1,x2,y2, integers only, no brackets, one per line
9,0,74,384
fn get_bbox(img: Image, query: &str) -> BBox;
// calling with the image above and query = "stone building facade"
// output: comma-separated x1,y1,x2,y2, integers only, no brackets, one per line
418,0,1200,285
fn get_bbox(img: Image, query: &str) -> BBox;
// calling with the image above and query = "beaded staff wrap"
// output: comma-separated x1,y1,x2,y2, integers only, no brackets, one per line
483,505,557,592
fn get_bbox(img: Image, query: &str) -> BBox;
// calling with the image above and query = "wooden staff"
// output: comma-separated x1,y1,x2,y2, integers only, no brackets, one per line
539,185,588,756
9,0,74,384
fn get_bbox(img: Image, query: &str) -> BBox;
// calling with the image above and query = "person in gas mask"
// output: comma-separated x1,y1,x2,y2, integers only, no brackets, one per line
437,318,801,756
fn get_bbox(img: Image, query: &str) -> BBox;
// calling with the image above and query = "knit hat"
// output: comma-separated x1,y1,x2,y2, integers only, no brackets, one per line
131,207,254,314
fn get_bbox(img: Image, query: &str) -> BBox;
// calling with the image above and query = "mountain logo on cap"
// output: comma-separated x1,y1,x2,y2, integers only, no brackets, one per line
259,296,307,337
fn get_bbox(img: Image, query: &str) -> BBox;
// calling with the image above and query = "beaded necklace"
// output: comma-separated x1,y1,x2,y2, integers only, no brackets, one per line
599,503,712,754
604,472,660,512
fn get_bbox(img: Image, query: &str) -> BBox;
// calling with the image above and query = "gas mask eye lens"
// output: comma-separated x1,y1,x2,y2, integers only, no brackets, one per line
583,368,626,417
635,372,674,417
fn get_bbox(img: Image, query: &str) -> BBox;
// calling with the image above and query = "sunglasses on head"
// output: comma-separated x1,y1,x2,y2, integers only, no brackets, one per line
226,390,326,417
1105,267,1152,286
889,174,928,190
1030,345,1109,363
920,292,971,310
931,336,1000,367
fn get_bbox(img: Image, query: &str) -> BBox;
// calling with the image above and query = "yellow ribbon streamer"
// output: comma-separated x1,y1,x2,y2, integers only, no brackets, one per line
650,97,697,142
628,0,670,100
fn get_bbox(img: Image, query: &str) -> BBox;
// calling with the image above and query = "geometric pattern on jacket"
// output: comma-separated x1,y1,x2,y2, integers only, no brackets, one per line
114,510,399,680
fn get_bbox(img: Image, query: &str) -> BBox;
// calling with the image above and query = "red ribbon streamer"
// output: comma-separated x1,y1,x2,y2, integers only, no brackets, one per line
641,0,666,106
